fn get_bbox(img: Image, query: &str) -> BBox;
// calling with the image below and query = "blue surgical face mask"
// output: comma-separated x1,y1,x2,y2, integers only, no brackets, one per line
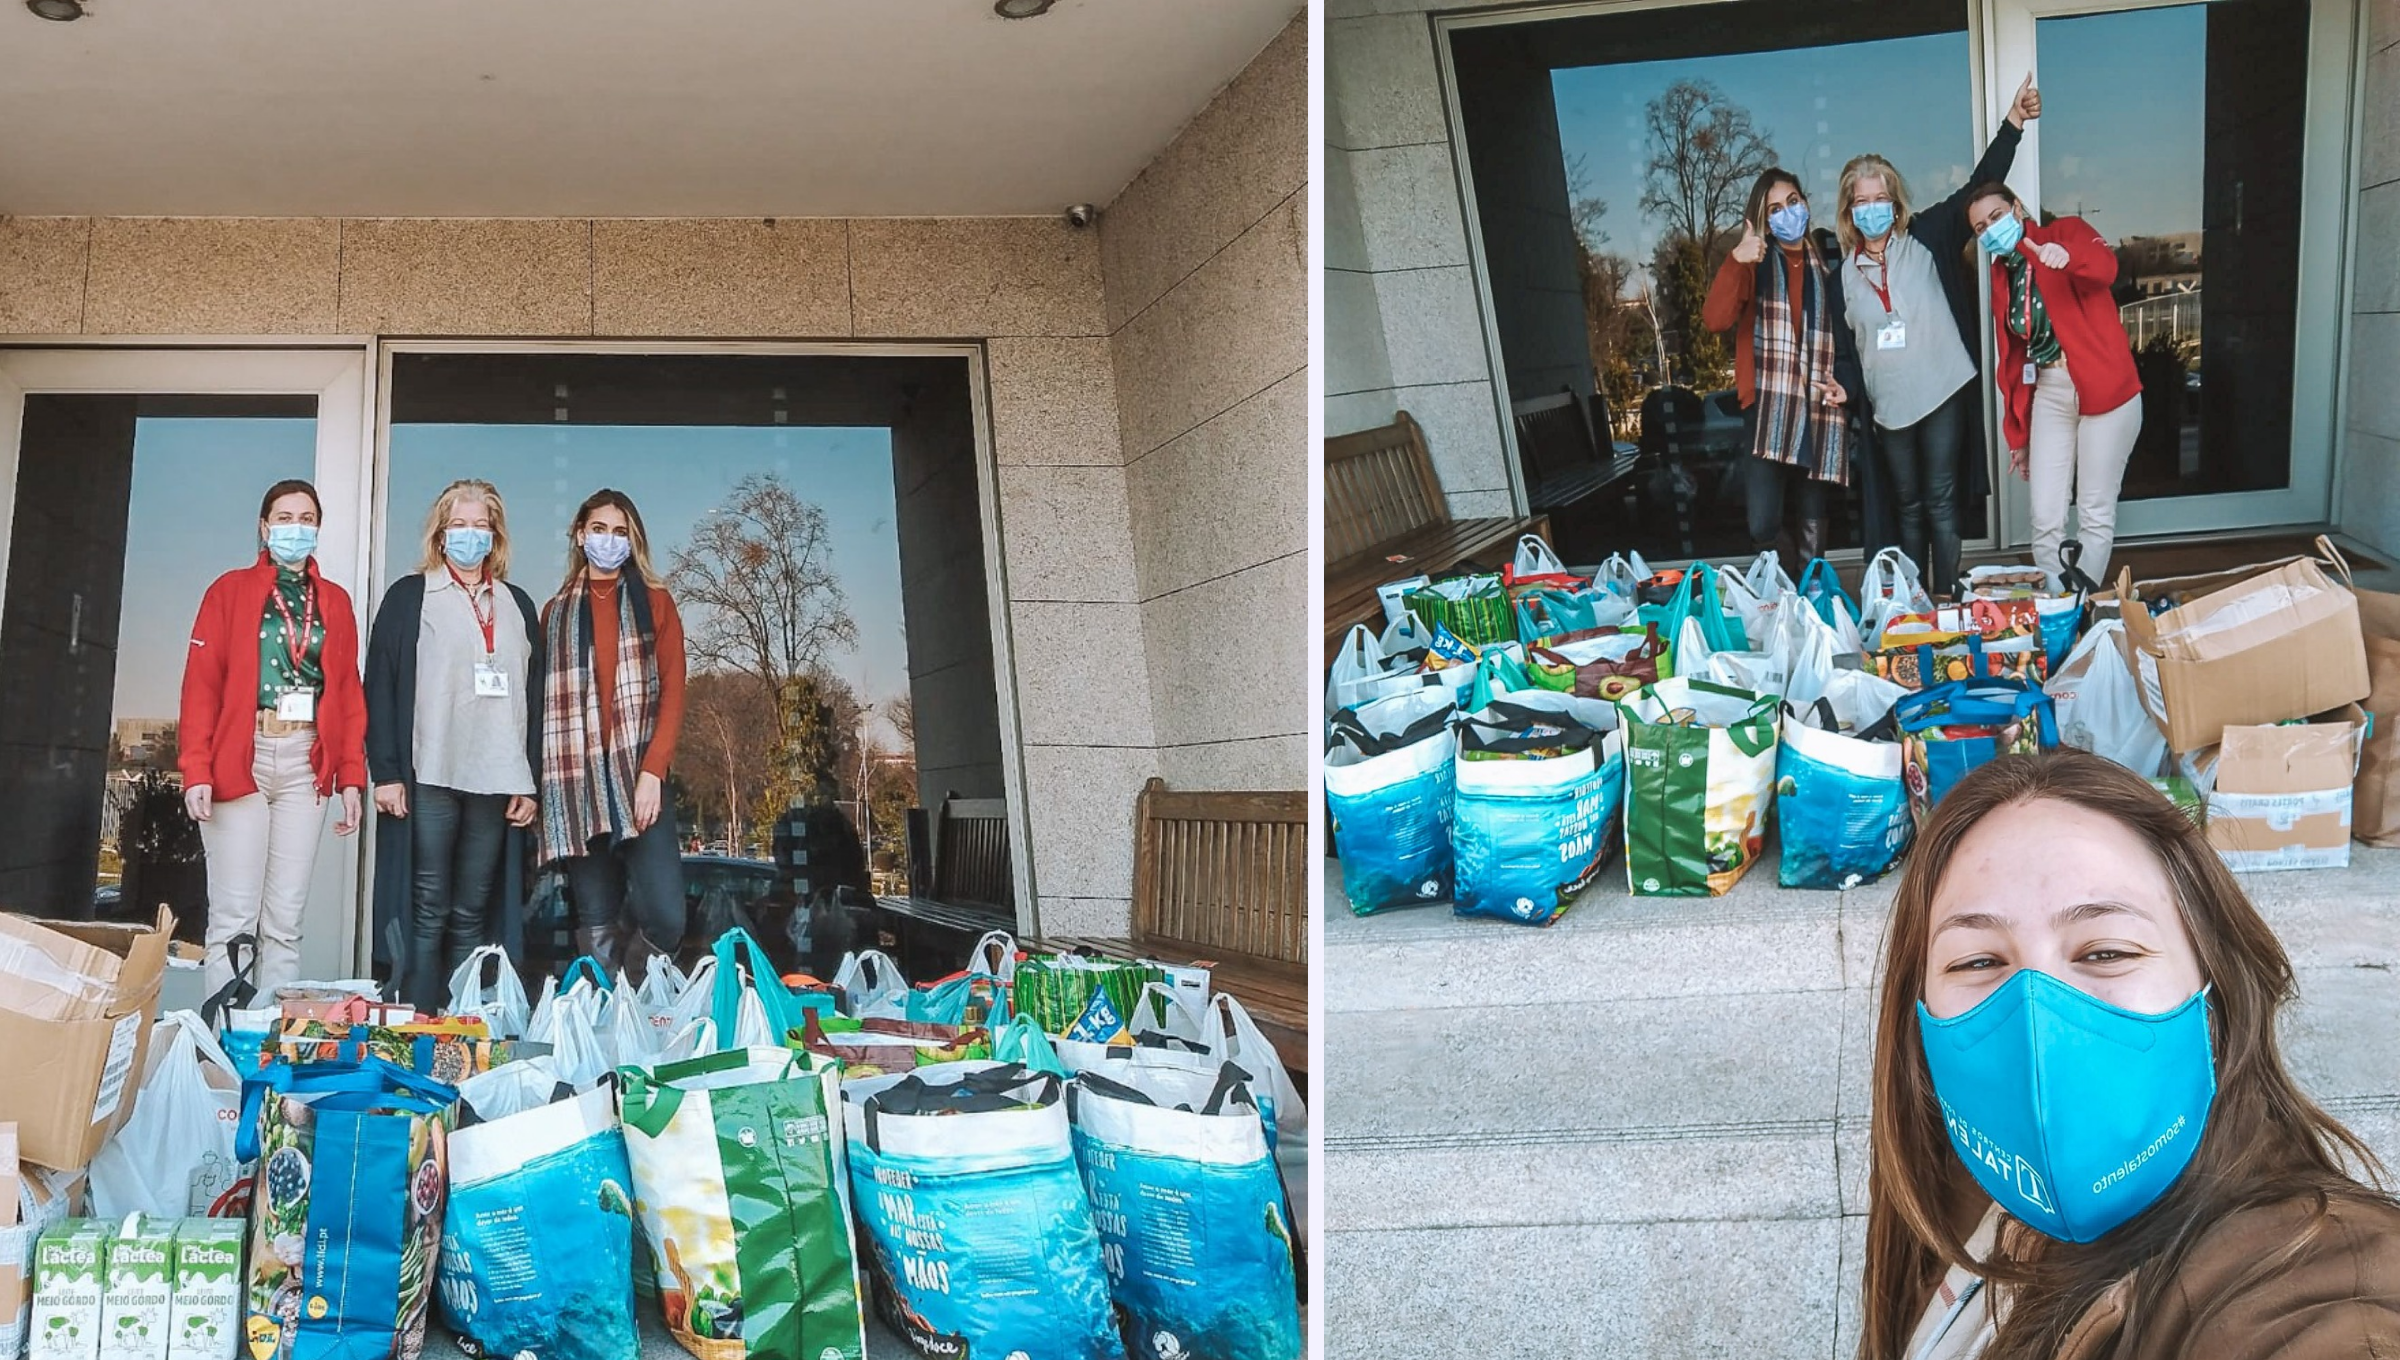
582,530,632,572
1918,969,2215,1243
1852,200,1896,240
444,527,494,570
1767,201,1811,244
263,524,317,567
1980,213,2026,257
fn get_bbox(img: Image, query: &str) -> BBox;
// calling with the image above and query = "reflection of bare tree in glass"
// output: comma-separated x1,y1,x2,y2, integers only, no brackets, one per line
668,472,860,815
1639,79,1777,390
682,670,777,854
1567,155,1654,429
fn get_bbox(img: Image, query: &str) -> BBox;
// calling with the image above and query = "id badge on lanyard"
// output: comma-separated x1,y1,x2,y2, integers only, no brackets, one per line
276,689,315,722
474,661,510,698
271,579,318,722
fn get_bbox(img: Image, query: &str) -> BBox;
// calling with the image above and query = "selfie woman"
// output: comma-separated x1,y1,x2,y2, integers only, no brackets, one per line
539,488,688,971
1833,74,2040,597
1967,183,2143,588
1860,749,2400,1359
177,479,367,1001
1704,167,1865,575
364,479,543,1009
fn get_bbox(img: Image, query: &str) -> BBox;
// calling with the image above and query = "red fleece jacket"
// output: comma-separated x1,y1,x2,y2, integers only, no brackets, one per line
178,553,368,799
1989,215,2142,452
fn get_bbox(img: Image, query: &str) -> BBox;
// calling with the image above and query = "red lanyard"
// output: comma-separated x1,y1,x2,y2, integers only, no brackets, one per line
270,575,319,674
1856,250,1893,315
448,563,496,655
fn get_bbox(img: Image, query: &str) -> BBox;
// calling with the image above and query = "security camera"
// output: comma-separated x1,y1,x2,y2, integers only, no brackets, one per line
1065,204,1097,229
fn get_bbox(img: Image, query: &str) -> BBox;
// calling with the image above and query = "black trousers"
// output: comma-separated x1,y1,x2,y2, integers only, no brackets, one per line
407,784,508,1010
1877,382,1971,597
1742,452,1829,550
561,799,687,949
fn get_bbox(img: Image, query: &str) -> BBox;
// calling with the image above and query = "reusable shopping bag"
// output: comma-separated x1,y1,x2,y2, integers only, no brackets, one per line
236,1053,458,1360
1403,572,1517,648
1528,625,1667,702
793,1013,991,1078
269,1011,502,1086
1896,678,2059,825
445,946,531,1041
2046,619,2168,779
1866,626,2045,689
844,1063,1124,1360
1069,1066,1303,1360
1450,693,1625,925
1326,687,1460,915
1012,953,1169,1039
90,1010,249,1220
1775,672,1914,889
1619,677,1781,896
439,1074,636,1360
617,1047,865,1360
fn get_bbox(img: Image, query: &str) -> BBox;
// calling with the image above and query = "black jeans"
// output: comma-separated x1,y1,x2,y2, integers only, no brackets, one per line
407,784,508,1010
1878,383,1970,597
561,800,686,950
1741,451,1829,551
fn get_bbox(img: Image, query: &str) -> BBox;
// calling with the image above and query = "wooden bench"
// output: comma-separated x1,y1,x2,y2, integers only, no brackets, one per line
1325,410,1546,665
1037,779,1309,1079
1512,388,1639,514
872,793,1015,979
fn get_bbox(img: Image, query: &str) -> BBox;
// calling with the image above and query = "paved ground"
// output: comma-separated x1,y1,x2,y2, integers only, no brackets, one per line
1320,839,2400,1360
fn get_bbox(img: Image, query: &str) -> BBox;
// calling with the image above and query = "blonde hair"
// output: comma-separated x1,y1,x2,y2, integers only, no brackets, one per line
1835,154,1913,257
560,488,659,591
418,479,512,579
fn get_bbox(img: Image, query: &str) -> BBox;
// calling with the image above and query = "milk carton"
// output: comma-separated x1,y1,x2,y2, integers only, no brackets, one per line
30,1219,110,1360
165,1220,241,1360
99,1215,171,1360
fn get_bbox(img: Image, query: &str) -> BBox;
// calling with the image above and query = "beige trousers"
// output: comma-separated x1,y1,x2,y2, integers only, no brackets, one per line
198,729,325,999
2027,365,2143,587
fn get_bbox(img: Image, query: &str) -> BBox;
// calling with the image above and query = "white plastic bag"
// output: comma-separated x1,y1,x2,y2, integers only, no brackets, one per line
447,945,532,1040
2049,620,2170,778
1326,624,1421,717
89,1011,246,1218
833,950,911,1020
1594,551,1653,598
607,984,661,1068
1775,596,1840,710
1859,546,1933,624
1511,534,1568,578
1743,551,1798,603
1199,995,1310,1242
538,976,615,1089
1376,574,1431,629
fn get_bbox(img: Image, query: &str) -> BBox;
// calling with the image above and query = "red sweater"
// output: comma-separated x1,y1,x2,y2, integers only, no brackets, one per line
179,554,369,799
1989,216,2141,451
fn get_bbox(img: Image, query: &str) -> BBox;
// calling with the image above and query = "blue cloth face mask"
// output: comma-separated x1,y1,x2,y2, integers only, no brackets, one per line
582,530,633,572
1918,969,2215,1243
1980,213,2026,257
444,527,494,569
1852,201,1896,240
1767,202,1811,244
263,524,317,567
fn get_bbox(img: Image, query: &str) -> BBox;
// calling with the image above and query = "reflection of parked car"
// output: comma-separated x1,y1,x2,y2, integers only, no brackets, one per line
1696,389,1748,457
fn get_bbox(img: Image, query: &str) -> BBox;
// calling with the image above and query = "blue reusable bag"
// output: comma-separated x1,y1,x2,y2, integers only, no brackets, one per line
1775,680,1913,890
1449,695,1625,925
1895,678,2059,821
1325,691,1456,914
1069,1066,1304,1360
846,1063,1125,1360
438,1084,637,1360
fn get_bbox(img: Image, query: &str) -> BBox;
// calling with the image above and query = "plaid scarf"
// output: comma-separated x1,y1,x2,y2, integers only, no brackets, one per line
1751,247,1849,483
539,574,657,863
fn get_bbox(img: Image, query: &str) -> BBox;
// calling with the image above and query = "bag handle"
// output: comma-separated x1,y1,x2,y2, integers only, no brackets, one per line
709,928,805,1045
559,955,614,994
200,934,259,1029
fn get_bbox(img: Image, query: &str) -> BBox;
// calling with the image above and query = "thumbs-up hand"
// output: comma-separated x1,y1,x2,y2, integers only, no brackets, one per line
2008,73,2041,127
1731,220,1765,265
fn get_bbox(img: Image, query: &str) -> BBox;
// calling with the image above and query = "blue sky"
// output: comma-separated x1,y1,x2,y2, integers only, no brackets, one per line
1550,2,2203,275
114,418,911,734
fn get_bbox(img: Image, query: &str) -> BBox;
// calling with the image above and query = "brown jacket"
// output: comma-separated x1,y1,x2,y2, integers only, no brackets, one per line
1912,1195,2400,1359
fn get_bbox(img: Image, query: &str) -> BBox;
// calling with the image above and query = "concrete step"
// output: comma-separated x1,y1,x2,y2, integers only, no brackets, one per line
1322,843,2400,1360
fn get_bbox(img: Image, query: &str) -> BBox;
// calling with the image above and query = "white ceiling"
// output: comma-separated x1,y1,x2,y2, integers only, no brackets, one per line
0,0,1302,218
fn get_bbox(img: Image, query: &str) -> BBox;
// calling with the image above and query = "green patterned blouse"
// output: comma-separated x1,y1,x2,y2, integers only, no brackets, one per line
2000,252,2065,369
257,568,327,708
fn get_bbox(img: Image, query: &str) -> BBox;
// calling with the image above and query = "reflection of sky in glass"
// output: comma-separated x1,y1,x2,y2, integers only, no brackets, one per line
2035,4,2205,242
112,419,910,741
1550,13,2202,273
1552,33,1975,271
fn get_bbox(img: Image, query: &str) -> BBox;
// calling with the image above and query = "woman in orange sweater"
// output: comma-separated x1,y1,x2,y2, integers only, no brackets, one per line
1703,168,1867,575
539,488,688,971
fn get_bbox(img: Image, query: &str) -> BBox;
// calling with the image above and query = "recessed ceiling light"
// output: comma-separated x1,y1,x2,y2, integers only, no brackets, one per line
994,0,1055,17
26,0,86,19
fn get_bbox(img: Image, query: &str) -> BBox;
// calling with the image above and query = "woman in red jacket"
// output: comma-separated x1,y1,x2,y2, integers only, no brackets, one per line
177,479,368,1002
1966,183,2143,586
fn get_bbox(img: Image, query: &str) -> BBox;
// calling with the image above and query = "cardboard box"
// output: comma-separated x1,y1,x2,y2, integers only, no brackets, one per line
2205,705,2368,872
0,910,171,1173
2118,560,2371,754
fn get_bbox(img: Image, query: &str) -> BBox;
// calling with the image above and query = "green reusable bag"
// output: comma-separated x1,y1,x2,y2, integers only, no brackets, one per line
617,1047,865,1360
1011,955,1165,1039
1404,573,1517,648
1618,677,1782,897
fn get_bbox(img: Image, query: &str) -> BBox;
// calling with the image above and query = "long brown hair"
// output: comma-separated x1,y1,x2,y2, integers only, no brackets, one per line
1743,166,1806,239
559,487,658,592
1859,748,2386,1359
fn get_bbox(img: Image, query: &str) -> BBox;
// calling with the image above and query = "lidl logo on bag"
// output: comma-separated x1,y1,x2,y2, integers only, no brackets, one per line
1630,748,1663,768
